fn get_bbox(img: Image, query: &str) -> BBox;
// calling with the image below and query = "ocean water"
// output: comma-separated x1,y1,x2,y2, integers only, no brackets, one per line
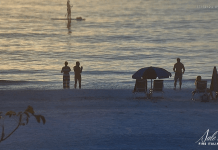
0,0,218,90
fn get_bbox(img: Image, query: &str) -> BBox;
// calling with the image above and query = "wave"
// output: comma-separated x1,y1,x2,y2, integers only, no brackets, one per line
0,33,59,39
0,80,28,85
83,71,133,75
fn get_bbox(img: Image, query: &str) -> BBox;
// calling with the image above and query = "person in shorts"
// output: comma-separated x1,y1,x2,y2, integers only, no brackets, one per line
173,58,185,89
73,61,83,89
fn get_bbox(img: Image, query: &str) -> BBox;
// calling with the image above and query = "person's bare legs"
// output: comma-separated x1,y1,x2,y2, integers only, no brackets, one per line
174,78,177,89
78,77,81,89
179,76,182,89
74,78,77,89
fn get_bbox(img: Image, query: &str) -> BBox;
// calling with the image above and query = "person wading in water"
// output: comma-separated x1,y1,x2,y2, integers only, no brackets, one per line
61,61,71,89
73,61,83,89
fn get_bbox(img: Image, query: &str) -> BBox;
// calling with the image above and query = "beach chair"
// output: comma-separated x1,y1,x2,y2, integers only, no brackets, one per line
149,80,164,99
133,79,147,98
192,81,208,101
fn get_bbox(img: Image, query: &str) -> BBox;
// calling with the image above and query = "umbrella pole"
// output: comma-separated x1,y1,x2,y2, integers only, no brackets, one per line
151,79,152,89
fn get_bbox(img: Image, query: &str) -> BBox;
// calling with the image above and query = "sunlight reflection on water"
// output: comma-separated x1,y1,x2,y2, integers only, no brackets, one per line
0,0,218,89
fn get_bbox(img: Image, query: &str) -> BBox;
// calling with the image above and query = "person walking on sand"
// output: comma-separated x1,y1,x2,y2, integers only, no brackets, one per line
74,61,83,89
173,58,185,90
61,61,71,89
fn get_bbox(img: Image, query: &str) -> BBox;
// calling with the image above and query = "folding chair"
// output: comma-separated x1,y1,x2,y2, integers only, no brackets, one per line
192,81,208,101
133,79,147,98
149,80,164,99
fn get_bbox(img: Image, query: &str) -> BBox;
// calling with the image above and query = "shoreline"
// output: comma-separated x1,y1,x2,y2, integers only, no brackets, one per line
0,88,213,102
0,78,212,91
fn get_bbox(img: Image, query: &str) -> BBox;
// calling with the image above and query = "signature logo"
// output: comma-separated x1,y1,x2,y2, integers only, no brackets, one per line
196,129,218,145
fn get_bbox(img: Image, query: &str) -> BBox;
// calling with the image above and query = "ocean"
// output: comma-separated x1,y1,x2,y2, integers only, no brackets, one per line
0,0,218,90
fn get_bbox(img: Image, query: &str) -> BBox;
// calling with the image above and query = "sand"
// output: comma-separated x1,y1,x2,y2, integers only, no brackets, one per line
0,89,218,150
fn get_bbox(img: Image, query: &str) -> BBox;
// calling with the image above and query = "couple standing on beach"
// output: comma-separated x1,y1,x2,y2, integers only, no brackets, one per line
61,61,83,89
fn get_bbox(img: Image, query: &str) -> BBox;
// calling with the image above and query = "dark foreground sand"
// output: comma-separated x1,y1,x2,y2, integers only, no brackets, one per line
0,89,218,150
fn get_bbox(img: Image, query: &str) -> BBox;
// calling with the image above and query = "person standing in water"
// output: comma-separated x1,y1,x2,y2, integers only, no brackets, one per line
61,61,71,89
74,61,83,89
173,58,185,90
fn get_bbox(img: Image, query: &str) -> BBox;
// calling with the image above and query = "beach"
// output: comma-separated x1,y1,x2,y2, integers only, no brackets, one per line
0,89,218,150
1,0,218,149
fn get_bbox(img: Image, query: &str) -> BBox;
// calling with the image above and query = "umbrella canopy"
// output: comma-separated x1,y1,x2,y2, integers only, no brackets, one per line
132,66,172,89
132,67,172,80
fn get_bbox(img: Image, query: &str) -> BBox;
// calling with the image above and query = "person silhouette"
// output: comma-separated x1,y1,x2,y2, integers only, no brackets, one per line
66,0,72,20
61,61,71,89
173,58,185,89
194,76,201,86
74,61,83,89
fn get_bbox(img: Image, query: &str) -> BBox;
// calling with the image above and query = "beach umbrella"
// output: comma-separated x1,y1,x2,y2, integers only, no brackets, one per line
210,66,218,92
132,66,172,89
